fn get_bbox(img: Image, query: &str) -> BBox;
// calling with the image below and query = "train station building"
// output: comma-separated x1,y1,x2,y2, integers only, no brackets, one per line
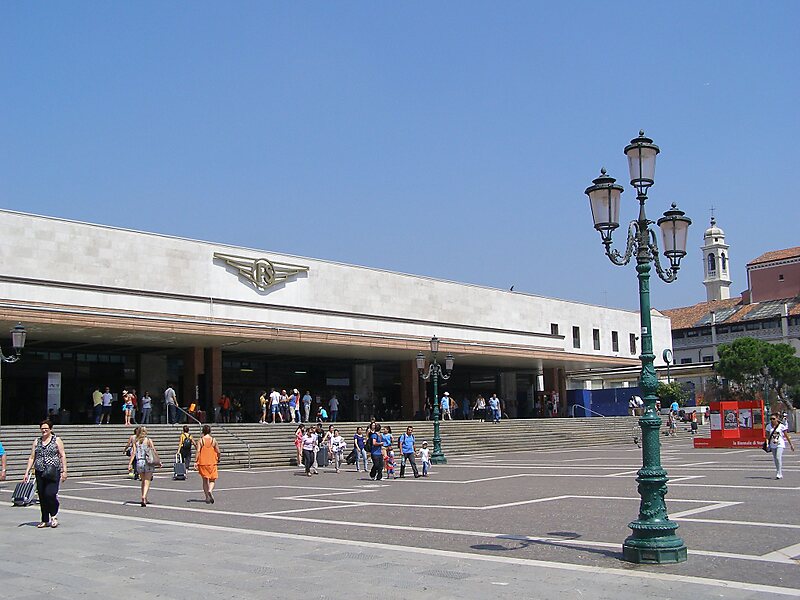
0,209,672,424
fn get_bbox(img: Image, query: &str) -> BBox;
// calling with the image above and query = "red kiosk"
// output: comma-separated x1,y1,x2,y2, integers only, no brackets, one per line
693,399,765,448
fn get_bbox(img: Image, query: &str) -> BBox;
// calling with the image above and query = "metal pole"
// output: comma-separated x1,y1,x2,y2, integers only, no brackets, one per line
622,206,687,564
431,361,446,464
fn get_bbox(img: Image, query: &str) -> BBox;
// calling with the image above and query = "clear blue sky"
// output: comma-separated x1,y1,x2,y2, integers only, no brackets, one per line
2,2,797,311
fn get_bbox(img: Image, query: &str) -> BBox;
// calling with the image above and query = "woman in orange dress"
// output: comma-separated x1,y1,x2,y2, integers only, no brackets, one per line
195,424,220,504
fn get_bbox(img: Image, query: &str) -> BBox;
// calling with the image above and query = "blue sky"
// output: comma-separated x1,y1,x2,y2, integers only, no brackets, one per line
2,2,797,311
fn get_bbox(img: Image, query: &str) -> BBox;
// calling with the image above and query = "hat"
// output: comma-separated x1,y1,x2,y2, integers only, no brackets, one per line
444,392,450,396
293,389,299,394
422,441,428,446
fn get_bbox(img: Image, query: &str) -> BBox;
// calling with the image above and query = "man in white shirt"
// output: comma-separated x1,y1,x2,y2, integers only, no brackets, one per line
101,387,113,424
440,392,451,420
329,394,339,422
269,388,283,423
164,384,177,424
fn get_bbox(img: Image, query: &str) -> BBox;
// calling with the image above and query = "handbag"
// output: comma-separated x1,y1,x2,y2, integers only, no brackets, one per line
145,443,161,467
41,463,60,481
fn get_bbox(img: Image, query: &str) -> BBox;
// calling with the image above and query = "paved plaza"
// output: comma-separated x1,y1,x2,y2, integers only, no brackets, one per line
1,435,798,599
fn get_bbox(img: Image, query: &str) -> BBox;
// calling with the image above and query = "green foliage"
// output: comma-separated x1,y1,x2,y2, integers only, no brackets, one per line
715,337,800,407
657,381,690,407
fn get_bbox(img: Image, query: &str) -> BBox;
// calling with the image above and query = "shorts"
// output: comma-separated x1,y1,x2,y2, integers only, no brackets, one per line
271,405,280,414
135,459,154,475
102,405,112,416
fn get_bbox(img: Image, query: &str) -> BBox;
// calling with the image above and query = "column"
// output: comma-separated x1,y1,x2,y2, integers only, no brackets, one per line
353,364,374,421
206,347,222,412
500,372,517,418
183,347,204,412
400,360,421,419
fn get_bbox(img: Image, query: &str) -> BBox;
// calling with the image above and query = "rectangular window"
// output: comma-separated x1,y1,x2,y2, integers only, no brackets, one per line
680,358,693,364
550,323,559,336
592,329,601,351
611,331,619,352
572,326,581,349
702,355,714,363
629,333,637,355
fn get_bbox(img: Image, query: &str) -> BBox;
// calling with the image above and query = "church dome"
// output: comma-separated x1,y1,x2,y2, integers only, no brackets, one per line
704,217,724,239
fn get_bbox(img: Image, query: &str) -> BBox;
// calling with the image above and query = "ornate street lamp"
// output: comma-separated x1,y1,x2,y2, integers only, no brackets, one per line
416,335,453,464
0,323,27,427
584,131,691,564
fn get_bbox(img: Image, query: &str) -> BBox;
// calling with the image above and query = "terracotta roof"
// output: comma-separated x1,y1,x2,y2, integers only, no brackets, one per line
661,298,742,330
747,246,800,266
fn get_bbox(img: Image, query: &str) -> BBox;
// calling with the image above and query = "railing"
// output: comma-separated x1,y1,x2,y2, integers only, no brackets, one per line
172,405,251,469
570,405,607,418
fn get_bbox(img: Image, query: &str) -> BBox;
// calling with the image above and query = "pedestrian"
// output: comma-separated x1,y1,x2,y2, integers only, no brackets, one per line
368,423,384,480
667,411,677,436
0,435,7,481
488,393,501,423
129,388,138,424
330,429,346,473
440,392,451,420
766,412,795,479
318,406,329,422
101,386,113,424
398,426,421,478
140,391,153,424
128,426,160,507
122,390,133,426
164,384,178,425
280,389,290,423
177,425,195,469
301,426,317,476
462,396,470,420
329,394,339,422
288,389,298,424
294,424,304,468
259,390,268,423
473,395,486,421
91,387,103,424
195,425,220,503
353,426,368,472
419,441,431,477
269,388,282,423
382,425,395,479
24,419,68,528
302,390,312,422
312,423,324,473
690,411,698,436
292,389,302,423
124,426,141,480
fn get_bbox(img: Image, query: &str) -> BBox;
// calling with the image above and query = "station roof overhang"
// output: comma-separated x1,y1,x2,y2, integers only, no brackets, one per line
0,301,640,373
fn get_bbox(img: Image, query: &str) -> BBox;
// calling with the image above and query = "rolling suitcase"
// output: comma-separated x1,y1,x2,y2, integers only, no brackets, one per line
13,472,36,507
317,445,329,467
173,454,187,481
345,448,357,465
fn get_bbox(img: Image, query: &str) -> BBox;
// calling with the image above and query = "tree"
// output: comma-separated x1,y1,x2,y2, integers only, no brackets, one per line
715,337,800,408
657,381,690,407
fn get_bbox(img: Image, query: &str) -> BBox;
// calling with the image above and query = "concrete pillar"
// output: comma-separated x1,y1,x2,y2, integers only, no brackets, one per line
139,354,167,421
206,347,222,410
557,368,567,417
353,364,374,422
183,347,204,411
400,360,421,420
500,372,517,418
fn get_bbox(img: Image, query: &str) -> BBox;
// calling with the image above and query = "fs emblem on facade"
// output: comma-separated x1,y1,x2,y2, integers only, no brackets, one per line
213,253,309,291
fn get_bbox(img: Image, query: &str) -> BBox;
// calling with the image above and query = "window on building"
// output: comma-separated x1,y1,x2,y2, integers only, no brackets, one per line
611,331,619,352
680,358,693,364
551,323,559,336
702,355,714,363
707,254,716,273
572,326,581,349
592,329,601,350
745,322,761,331
721,252,727,271
629,333,637,355
778,274,784,281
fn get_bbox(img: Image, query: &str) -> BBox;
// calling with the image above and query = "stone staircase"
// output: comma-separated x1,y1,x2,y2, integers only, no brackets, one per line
0,417,691,478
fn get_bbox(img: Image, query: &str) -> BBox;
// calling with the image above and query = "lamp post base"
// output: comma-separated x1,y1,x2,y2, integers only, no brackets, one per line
623,525,687,564
430,452,447,465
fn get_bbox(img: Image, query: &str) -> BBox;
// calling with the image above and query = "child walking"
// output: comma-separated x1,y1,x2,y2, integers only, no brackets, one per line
330,429,346,473
420,441,430,477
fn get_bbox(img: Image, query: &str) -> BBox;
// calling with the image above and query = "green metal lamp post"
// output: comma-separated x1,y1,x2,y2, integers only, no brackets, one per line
0,323,27,427
584,131,691,564
416,336,453,465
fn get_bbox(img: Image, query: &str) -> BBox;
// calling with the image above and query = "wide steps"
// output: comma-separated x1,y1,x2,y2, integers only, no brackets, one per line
0,417,673,478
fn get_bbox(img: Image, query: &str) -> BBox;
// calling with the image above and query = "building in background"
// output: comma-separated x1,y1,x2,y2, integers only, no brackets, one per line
0,209,672,424
661,219,800,403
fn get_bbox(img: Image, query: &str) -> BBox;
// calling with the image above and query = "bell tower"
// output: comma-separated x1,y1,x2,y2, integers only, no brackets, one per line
702,216,731,301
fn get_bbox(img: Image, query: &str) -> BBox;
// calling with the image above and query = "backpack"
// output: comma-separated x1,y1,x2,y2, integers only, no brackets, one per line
365,433,373,452
181,435,192,452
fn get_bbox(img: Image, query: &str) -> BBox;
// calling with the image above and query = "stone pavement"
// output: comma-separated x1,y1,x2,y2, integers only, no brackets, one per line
1,435,798,599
